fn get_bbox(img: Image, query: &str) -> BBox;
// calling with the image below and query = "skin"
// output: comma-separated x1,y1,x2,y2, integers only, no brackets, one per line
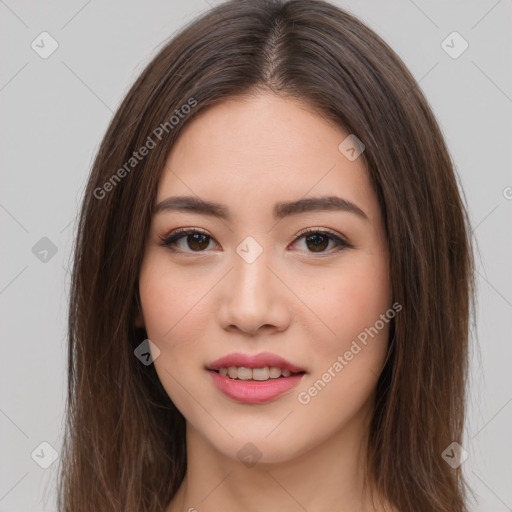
137,93,395,512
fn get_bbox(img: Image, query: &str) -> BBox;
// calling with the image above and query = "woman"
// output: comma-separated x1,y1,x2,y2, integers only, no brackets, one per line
58,1,475,511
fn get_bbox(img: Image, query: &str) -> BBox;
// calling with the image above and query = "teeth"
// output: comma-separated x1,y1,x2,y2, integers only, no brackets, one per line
237,367,253,381
269,367,281,378
252,367,269,381
217,366,298,381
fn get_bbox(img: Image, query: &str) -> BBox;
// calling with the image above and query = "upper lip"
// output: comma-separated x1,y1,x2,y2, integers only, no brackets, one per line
206,352,306,373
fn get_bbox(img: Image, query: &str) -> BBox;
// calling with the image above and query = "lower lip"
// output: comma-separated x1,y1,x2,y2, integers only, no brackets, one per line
207,370,305,404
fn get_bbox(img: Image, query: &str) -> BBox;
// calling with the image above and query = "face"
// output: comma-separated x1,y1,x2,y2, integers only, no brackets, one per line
138,93,392,464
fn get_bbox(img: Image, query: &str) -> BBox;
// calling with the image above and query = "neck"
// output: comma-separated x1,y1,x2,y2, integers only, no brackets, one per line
167,398,393,512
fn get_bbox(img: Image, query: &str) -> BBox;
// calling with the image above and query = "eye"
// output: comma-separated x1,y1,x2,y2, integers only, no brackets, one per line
159,227,353,255
291,228,353,254
160,228,219,253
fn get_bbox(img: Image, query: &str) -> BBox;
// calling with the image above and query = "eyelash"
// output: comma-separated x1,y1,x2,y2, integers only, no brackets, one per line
159,227,354,256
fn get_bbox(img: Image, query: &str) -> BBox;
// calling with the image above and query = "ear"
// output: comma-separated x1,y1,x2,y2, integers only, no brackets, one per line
134,308,145,328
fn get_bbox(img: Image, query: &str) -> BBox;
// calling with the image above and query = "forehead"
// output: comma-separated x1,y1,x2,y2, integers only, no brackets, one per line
156,93,375,221
165,93,351,171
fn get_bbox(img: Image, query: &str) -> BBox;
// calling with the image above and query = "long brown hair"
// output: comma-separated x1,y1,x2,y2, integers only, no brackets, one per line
57,1,475,510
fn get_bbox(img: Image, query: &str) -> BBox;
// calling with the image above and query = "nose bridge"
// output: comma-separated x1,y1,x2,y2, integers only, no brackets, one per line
231,238,273,306
218,235,290,334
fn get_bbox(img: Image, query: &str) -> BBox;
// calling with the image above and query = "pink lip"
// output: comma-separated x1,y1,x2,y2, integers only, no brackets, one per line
206,352,306,404
206,352,305,373
208,370,305,404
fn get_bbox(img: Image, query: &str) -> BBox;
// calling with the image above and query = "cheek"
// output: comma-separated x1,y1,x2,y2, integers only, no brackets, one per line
308,252,391,359
293,256,392,438
138,258,213,343
138,257,213,413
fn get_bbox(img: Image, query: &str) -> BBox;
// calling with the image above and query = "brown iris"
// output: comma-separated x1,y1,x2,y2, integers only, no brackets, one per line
305,233,329,252
187,233,210,251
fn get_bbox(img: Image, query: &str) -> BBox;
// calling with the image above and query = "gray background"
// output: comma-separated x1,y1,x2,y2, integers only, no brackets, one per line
1,0,511,510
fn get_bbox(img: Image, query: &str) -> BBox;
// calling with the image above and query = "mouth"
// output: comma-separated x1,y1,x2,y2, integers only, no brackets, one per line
206,351,306,374
209,366,305,381
206,352,307,404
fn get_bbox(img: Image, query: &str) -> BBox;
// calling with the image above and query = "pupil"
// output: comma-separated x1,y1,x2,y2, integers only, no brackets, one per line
306,234,328,252
188,234,209,251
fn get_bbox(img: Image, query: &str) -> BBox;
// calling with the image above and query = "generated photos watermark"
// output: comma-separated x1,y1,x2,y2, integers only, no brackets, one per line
297,301,402,405
93,97,198,200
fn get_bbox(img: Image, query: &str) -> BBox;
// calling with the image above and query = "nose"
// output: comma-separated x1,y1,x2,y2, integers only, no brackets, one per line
217,248,292,336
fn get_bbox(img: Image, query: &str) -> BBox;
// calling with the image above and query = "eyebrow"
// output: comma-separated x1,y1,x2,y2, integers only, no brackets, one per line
153,195,368,221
